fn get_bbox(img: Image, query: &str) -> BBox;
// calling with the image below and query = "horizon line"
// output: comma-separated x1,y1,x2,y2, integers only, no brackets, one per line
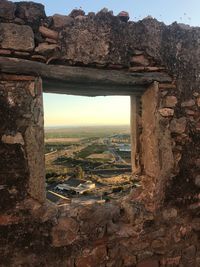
44,124,130,128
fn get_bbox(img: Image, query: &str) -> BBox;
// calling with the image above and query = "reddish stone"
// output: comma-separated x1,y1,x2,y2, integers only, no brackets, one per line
0,49,12,55
118,11,130,22
0,215,20,225
39,26,59,40
197,96,200,107
131,55,150,66
69,9,85,18
159,83,176,90
51,217,79,247
170,117,187,134
0,74,36,81
164,96,178,108
76,245,107,267
181,99,195,107
159,108,174,117
137,259,159,267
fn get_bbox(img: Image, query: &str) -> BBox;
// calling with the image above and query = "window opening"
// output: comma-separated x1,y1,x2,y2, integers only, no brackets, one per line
43,94,138,206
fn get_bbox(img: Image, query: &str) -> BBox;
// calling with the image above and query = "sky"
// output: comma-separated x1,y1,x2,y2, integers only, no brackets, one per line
20,0,200,126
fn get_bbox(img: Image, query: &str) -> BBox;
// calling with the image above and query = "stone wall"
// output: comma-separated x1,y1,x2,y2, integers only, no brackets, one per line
0,1,200,266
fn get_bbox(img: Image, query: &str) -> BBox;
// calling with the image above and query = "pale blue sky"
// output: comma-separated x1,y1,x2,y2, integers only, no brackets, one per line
20,0,200,126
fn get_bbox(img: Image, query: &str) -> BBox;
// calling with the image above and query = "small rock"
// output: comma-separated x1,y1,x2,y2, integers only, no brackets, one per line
52,14,73,28
14,51,30,57
137,259,159,267
132,49,144,55
182,245,196,260
69,9,85,18
160,256,181,266
159,108,174,117
35,43,59,54
45,38,57,44
191,218,200,231
151,239,166,252
193,92,199,97
75,15,87,21
76,245,107,267
0,0,16,20
170,117,187,134
51,217,79,247
181,99,195,107
2,132,24,145
197,96,200,107
194,175,200,187
195,158,200,168
99,8,109,13
131,55,150,66
137,252,154,262
185,109,195,115
159,83,177,90
87,12,96,18
14,17,25,25
162,208,177,220
0,49,12,55
118,11,130,22
164,96,178,107
39,26,58,40
123,253,137,266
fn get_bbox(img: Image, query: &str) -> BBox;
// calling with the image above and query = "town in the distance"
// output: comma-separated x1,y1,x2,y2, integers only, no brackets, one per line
45,125,139,206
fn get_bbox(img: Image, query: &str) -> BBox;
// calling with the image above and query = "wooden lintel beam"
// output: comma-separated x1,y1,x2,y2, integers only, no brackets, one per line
0,57,172,95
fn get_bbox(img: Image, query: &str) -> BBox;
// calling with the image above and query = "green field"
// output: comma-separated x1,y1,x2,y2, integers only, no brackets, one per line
45,125,130,139
75,144,108,159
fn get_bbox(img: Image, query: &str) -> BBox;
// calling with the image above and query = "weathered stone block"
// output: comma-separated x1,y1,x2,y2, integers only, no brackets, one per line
137,259,159,267
2,132,24,145
197,96,200,107
0,23,34,51
0,0,16,20
52,14,74,28
39,26,58,40
75,245,107,267
35,43,59,54
15,2,46,23
164,96,177,107
159,108,174,117
131,54,150,66
181,99,195,107
170,117,187,134
51,217,79,247
194,175,200,187
162,208,177,220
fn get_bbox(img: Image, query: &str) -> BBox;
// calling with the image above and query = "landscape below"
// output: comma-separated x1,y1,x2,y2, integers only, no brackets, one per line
45,125,136,206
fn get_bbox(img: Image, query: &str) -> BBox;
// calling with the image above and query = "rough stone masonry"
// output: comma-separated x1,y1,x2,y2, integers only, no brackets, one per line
0,0,199,266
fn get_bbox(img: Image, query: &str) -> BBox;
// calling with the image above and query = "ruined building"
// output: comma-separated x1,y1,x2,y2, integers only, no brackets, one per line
0,0,200,266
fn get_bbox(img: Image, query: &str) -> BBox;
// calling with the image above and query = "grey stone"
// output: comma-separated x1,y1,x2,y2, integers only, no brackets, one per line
0,23,34,51
15,2,46,24
0,0,16,20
